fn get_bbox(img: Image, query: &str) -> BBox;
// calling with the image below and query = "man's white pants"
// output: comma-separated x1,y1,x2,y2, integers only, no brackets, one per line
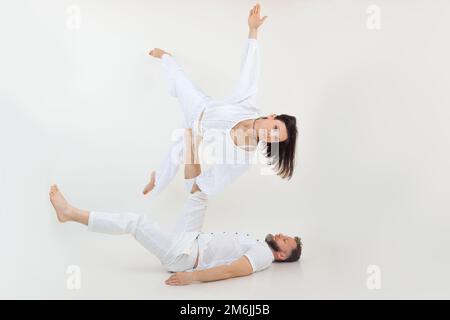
87,192,208,272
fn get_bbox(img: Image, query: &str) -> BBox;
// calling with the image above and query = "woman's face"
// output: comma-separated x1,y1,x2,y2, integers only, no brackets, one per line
257,115,288,142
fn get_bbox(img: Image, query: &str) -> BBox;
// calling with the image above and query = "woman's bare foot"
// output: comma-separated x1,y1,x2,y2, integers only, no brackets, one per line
142,171,156,195
49,185,74,223
149,48,172,59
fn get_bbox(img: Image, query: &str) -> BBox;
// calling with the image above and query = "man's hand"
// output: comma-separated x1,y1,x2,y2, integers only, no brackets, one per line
184,128,201,165
248,3,268,30
165,272,195,286
185,128,194,164
184,128,202,179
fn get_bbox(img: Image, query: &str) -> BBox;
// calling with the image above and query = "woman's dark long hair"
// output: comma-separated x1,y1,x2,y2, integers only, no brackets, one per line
263,114,297,179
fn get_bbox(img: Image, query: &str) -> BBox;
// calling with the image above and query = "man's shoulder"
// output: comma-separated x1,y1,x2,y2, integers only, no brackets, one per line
246,241,273,259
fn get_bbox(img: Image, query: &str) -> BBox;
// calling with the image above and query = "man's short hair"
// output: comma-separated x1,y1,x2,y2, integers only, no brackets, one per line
284,236,302,262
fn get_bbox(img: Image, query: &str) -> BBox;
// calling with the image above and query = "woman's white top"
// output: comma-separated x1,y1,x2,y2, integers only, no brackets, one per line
153,38,262,196
193,103,261,195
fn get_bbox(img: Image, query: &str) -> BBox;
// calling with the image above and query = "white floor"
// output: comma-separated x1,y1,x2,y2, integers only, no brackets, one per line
2,0,450,299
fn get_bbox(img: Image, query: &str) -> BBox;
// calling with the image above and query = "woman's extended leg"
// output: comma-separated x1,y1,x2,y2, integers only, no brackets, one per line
150,48,211,127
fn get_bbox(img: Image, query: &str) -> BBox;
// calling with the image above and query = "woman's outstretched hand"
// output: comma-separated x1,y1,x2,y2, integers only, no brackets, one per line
148,48,171,59
248,3,268,30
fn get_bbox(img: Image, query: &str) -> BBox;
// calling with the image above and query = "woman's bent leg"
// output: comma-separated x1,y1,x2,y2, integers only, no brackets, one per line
150,138,184,197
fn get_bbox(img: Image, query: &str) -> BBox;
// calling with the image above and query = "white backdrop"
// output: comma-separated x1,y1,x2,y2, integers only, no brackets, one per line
1,0,450,299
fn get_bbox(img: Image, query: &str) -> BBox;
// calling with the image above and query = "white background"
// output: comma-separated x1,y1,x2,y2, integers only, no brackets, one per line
1,0,450,299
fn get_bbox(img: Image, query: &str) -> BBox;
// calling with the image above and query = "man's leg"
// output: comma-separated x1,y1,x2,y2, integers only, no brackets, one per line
49,185,179,264
49,185,89,225
173,186,208,233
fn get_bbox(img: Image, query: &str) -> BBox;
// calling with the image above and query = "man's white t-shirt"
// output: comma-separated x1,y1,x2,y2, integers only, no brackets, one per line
195,232,274,273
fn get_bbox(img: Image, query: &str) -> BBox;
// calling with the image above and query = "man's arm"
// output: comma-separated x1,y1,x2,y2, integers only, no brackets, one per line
184,129,201,180
165,256,253,286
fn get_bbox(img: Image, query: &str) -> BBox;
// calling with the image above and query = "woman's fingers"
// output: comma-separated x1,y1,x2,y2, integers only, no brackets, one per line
250,4,261,18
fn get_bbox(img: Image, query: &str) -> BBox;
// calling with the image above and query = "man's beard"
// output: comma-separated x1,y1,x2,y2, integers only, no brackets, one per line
265,234,280,252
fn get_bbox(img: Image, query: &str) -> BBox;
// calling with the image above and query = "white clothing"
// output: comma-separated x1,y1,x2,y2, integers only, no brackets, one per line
196,233,274,273
151,38,261,197
88,191,208,272
88,191,274,273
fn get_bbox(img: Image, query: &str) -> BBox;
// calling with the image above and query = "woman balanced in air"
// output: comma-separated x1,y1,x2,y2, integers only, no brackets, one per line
143,3,298,197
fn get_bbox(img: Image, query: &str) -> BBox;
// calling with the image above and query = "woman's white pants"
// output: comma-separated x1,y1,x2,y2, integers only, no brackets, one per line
149,54,213,196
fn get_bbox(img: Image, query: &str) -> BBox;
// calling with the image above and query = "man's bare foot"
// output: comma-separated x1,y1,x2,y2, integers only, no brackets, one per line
142,171,156,195
49,185,73,223
149,48,172,59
